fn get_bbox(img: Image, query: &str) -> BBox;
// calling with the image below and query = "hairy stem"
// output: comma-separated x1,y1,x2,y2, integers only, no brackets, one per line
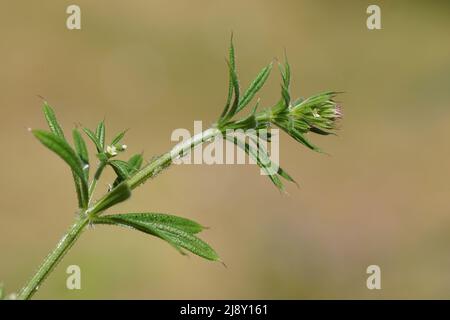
17,216,89,300
18,126,223,299
127,127,220,190
88,161,106,205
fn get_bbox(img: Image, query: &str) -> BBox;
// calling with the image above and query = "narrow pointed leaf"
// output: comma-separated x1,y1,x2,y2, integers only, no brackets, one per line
96,213,205,234
237,63,272,113
220,35,236,118
290,129,322,153
72,172,88,208
228,34,236,74
93,213,218,261
248,135,297,186
128,153,144,171
73,173,83,208
247,136,285,188
310,126,333,136
220,74,234,121
111,130,127,146
72,128,89,172
33,130,86,180
33,130,89,207
111,154,144,187
109,160,132,180
283,58,291,88
279,57,291,107
82,127,103,152
89,182,131,215
225,135,284,191
277,167,298,186
224,60,240,120
42,102,65,140
96,121,106,151
220,36,241,122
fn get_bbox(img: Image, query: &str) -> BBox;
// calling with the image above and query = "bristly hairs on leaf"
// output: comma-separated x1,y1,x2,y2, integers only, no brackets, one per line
215,40,342,191
19,36,342,299
31,103,218,264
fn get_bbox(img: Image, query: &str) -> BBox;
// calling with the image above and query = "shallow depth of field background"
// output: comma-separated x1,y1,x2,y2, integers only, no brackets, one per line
1,0,449,299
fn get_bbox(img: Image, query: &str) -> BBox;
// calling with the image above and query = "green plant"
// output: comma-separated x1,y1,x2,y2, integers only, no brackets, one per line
5,38,341,299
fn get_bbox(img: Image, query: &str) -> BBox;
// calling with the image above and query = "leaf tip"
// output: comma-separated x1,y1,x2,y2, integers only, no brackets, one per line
36,94,48,104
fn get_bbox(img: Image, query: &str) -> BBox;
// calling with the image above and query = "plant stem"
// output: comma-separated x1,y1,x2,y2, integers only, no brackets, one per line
17,216,89,300
18,114,272,299
88,161,106,204
127,127,221,190
17,126,222,299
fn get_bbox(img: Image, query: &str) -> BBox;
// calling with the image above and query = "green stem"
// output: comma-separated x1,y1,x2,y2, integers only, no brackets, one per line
17,116,272,299
127,127,221,189
17,126,223,299
17,216,89,300
88,161,106,204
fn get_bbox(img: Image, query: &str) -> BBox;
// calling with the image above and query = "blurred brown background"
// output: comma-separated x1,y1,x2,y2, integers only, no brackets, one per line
1,0,450,299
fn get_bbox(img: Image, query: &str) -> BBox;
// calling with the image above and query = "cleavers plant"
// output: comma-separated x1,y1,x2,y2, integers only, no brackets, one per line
3,37,342,299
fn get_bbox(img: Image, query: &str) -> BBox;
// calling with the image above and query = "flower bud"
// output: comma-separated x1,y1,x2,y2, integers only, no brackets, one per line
116,144,127,151
268,92,342,152
289,92,342,134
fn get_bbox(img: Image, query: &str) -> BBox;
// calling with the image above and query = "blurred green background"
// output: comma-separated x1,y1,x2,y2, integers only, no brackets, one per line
1,0,450,299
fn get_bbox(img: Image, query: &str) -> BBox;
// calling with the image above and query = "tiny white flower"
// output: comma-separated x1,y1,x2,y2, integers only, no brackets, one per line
106,145,118,156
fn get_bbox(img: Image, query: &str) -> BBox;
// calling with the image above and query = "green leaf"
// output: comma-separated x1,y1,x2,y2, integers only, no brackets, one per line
96,121,106,151
224,59,240,120
93,213,218,261
72,172,89,208
111,129,128,146
248,134,298,186
237,63,273,113
279,56,291,107
111,154,143,188
224,112,256,130
99,213,204,234
225,135,284,191
128,153,144,171
33,130,86,181
220,35,239,121
109,160,132,180
289,128,323,153
41,104,90,205
72,129,89,176
277,166,298,186
82,127,103,152
228,34,236,78
89,182,131,215
42,102,65,140
40,99,91,207
33,130,89,207
298,91,338,108
72,172,83,208
310,126,333,136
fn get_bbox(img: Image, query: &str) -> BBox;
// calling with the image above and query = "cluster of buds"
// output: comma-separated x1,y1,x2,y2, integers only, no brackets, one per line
82,122,129,162
215,39,342,189
269,91,342,152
